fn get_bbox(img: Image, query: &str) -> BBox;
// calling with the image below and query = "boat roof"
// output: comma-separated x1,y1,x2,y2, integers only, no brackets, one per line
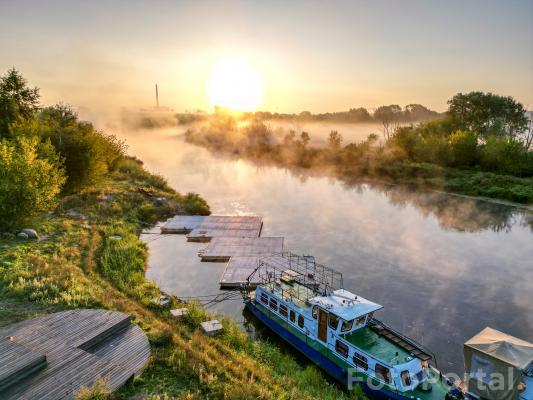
308,289,383,320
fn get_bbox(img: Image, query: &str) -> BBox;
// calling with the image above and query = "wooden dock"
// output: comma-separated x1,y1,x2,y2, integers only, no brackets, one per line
188,216,262,242
219,256,263,288
219,253,318,288
199,237,284,262
161,215,206,233
161,215,262,242
0,309,151,400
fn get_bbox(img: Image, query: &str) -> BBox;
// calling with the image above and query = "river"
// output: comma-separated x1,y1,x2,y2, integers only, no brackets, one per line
122,126,533,376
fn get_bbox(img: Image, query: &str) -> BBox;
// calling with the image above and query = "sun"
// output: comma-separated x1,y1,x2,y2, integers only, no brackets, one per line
206,60,263,112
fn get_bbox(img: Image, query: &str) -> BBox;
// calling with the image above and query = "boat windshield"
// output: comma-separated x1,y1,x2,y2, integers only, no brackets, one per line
341,319,353,332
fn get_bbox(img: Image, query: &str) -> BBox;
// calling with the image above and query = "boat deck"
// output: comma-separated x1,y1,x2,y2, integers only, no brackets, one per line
343,326,412,365
263,279,319,310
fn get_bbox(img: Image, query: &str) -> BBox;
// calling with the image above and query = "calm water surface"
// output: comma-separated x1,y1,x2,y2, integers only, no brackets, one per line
124,127,533,375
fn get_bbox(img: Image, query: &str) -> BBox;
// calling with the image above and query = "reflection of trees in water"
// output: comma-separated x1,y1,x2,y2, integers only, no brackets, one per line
285,167,525,234
371,185,521,233
191,138,528,234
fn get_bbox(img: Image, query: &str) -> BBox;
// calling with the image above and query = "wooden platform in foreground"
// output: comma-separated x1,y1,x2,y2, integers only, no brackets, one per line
0,309,151,400
199,237,284,262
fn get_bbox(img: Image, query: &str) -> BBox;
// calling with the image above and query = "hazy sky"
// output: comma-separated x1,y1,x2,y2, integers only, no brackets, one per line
1,0,532,113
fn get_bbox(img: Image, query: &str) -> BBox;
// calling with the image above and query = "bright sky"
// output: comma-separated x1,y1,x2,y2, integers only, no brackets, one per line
0,0,532,113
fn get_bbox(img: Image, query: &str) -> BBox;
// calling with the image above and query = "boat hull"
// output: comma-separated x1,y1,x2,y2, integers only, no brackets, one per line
246,301,410,400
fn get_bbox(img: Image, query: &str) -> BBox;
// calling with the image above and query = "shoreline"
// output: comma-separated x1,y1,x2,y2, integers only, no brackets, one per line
0,159,363,400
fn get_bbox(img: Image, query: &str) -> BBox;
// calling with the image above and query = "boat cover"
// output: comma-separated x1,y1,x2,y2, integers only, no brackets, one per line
464,327,533,400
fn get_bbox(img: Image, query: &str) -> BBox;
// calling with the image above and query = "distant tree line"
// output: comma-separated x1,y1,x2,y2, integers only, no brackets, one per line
0,68,126,229
242,103,441,124
186,91,533,203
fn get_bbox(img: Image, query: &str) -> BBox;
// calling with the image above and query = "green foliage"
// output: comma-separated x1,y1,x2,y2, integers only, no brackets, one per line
392,126,419,159
449,130,479,166
74,377,112,400
99,225,147,291
117,157,172,191
447,91,528,138
38,104,126,192
0,68,40,136
416,115,455,137
480,136,533,176
0,136,65,229
182,193,210,215
445,171,533,203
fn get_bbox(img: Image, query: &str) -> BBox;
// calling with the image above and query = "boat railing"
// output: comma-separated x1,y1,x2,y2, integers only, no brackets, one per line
369,318,438,369
246,252,343,302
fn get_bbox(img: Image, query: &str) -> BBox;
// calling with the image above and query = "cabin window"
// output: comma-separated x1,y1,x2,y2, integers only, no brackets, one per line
355,316,366,326
367,312,374,321
290,310,295,322
335,340,348,358
375,364,392,384
328,313,339,330
401,371,411,386
312,305,318,319
269,298,278,310
353,352,368,370
415,369,427,382
279,304,288,318
260,293,268,304
298,315,304,328
341,319,353,332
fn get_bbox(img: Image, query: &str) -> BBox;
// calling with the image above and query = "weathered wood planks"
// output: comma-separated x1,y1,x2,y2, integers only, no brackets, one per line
0,309,151,400
199,237,284,262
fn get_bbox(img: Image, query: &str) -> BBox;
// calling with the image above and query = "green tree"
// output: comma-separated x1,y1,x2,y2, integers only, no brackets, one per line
0,136,65,229
0,68,40,137
480,136,530,176
447,91,528,138
449,130,479,167
38,105,125,192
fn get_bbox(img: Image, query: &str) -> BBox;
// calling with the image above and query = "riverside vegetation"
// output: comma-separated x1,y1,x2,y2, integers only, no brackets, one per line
0,68,367,399
185,92,533,204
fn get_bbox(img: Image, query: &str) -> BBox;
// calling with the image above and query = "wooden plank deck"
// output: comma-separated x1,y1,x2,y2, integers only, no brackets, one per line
187,216,262,242
0,309,151,400
199,237,284,262
0,340,47,391
161,215,206,233
160,215,263,241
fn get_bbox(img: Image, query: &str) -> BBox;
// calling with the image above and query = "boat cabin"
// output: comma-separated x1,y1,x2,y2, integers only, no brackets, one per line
255,281,435,394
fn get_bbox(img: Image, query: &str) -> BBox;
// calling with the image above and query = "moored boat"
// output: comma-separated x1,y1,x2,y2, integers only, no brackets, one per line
241,252,457,399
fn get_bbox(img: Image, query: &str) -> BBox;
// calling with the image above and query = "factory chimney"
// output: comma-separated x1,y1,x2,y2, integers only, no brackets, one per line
155,84,159,108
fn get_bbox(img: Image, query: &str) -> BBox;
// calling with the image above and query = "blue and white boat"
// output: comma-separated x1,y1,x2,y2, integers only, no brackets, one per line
241,252,457,400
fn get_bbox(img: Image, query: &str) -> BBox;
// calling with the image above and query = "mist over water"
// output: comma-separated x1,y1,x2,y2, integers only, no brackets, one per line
125,126,533,376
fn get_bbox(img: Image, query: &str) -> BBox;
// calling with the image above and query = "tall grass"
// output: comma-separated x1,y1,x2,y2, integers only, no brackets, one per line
0,162,365,400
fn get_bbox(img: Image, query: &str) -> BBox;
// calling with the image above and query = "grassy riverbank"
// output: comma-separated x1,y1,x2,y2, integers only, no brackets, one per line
0,159,364,400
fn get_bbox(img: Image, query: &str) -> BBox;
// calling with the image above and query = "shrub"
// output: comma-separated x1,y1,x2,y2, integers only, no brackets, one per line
449,130,479,167
0,136,66,229
414,134,452,165
182,193,210,215
38,105,126,192
480,136,530,175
